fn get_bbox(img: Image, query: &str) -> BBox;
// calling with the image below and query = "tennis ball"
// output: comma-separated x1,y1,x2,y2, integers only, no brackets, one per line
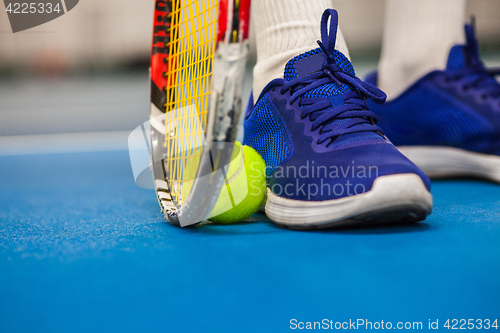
182,141,266,224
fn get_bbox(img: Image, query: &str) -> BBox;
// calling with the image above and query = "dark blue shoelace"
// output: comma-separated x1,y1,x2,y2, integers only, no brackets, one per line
445,23,500,105
446,66,500,104
280,9,387,146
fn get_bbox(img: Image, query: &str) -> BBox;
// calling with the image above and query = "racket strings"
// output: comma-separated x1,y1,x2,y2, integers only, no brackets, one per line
163,0,218,206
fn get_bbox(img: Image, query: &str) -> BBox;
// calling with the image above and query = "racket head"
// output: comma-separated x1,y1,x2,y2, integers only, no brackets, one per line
149,0,251,226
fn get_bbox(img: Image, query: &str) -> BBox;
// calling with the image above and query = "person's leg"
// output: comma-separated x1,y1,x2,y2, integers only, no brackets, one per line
378,0,466,99
252,0,349,98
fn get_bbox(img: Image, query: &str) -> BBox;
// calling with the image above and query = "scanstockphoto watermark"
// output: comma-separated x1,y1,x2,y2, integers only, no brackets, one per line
268,161,379,200
290,318,499,330
290,319,425,330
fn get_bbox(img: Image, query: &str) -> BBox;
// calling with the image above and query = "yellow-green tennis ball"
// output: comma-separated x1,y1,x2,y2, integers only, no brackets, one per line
182,142,266,224
209,142,266,224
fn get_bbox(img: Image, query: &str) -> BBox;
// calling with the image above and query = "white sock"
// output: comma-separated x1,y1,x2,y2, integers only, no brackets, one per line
378,0,466,100
252,0,350,99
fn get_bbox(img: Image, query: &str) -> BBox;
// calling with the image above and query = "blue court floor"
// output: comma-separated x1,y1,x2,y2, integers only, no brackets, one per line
1,150,499,332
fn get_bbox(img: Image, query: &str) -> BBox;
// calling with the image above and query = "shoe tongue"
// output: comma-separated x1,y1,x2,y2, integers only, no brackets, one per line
284,48,355,81
283,48,355,98
283,47,384,146
446,23,481,70
446,45,468,70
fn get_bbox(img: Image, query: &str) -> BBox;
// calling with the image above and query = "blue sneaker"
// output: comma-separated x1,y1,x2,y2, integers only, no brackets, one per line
243,9,432,229
365,21,500,182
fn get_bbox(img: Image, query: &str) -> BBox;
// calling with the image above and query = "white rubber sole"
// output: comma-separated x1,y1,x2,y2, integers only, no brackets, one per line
398,146,500,182
265,174,432,230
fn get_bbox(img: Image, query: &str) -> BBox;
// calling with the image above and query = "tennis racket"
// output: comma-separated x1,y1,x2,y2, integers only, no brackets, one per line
149,0,251,227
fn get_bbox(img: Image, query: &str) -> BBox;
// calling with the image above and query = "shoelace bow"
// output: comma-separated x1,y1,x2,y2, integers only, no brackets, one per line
280,9,387,146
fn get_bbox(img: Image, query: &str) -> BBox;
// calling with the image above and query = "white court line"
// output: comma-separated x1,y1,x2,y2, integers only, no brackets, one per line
0,131,130,156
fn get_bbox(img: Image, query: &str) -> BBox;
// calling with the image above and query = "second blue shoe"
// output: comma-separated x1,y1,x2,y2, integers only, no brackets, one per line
243,9,432,229
366,21,500,182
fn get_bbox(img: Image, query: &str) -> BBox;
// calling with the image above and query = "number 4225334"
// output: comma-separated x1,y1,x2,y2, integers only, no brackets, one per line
444,319,498,330
6,3,62,14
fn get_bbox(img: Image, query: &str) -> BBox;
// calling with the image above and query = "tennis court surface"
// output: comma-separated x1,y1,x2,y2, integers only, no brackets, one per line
1,149,499,332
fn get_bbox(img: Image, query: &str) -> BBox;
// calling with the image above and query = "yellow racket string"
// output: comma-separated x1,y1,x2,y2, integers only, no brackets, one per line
164,0,218,206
